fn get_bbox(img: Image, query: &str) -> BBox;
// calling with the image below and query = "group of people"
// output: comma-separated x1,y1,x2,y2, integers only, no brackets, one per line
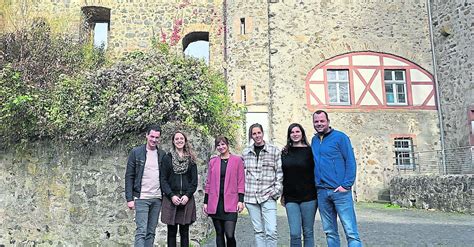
125,110,362,247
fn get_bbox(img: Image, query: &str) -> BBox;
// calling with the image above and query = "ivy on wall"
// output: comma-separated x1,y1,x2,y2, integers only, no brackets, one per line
0,22,242,147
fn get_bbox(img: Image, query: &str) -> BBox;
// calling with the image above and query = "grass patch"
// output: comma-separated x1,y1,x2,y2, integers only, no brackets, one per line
356,202,404,210
384,203,402,209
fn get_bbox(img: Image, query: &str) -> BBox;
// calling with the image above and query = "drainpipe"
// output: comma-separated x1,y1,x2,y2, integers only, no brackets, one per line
427,0,447,174
266,1,275,142
223,0,228,82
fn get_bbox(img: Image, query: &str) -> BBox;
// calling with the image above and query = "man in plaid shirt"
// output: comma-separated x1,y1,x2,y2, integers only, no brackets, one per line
242,123,283,247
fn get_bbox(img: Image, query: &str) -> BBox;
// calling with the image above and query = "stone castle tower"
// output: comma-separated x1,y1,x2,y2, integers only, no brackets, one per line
1,0,472,214
1,0,472,245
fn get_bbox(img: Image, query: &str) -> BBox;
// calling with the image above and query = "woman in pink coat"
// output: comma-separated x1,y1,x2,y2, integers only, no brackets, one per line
203,136,245,247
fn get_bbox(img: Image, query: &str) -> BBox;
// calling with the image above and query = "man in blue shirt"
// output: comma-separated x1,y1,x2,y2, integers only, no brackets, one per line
311,110,362,247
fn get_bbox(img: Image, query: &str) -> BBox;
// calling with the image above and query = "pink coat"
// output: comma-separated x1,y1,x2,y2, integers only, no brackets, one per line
205,154,245,214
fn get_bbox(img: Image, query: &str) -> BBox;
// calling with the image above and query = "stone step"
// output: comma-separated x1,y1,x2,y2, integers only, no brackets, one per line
377,188,391,202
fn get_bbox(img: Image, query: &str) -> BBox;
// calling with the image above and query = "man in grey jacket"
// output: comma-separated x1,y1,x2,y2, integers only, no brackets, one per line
125,125,166,247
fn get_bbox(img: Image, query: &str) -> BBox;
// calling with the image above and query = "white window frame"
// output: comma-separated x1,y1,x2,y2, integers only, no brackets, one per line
384,70,407,105
327,69,350,105
394,137,415,170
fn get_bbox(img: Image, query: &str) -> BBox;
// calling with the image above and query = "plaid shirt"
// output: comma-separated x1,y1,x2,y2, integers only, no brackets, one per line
242,143,283,204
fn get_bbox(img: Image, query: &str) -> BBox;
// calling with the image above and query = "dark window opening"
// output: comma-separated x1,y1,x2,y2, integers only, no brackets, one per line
81,6,111,49
240,18,246,35
241,85,247,103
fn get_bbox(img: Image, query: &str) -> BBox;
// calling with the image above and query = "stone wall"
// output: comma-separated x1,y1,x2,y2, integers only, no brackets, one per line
4,0,468,216
329,111,440,201
430,0,473,151
390,175,474,214
265,0,439,201
0,134,215,246
225,0,272,122
1,0,226,69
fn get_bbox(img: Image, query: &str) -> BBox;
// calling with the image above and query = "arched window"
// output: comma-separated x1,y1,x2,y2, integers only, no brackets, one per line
305,51,436,111
182,32,209,64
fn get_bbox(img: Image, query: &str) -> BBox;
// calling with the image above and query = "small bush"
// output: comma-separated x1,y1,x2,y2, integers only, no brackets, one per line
0,19,105,88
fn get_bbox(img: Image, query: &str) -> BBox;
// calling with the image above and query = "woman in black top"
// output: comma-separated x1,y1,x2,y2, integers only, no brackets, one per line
203,136,245,247
281,123,318,247
161,131,198,247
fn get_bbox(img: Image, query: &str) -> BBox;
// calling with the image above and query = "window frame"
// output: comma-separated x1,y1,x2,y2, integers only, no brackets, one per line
394,137,416,170
326,69,351,106
384,69,408,105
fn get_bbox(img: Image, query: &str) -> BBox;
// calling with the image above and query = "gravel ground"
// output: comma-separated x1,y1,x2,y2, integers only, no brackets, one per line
202,202,474,246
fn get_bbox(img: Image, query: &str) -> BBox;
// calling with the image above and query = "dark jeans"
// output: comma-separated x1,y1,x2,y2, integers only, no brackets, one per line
167,224,190,247
134,198,162,247
212,219,237,247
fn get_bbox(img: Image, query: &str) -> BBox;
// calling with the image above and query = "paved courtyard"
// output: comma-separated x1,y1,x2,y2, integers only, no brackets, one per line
202,202,474,246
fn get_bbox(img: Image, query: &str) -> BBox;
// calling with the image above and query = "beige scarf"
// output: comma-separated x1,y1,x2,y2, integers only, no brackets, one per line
170,149,190,174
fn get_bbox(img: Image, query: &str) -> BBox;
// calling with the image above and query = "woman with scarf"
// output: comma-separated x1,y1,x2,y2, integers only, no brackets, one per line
160,131,198,247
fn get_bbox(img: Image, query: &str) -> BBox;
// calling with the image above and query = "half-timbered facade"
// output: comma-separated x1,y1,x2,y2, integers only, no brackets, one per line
306,52,436,111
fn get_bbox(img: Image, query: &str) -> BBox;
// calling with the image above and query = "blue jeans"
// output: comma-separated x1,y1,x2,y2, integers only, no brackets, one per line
285,199,317,247
246,199,278,247
134,198,162,247
318,189,362,247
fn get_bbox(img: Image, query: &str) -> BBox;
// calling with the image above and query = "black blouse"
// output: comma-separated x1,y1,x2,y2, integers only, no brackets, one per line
281,146,317,203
